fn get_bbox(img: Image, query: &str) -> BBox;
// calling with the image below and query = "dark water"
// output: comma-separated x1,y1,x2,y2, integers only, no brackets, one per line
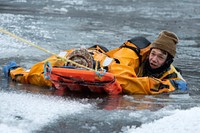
0,0,200,132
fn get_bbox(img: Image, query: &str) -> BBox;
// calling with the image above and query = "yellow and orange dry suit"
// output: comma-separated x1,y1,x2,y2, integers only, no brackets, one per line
105,41,187,95
9,42,187,95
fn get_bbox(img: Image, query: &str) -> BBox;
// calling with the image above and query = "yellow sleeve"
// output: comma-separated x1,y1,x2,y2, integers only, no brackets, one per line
108,62,178,95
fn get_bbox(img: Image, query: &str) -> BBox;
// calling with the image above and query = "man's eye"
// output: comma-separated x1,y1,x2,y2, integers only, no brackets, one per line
151,53,155,56
158,56,164,60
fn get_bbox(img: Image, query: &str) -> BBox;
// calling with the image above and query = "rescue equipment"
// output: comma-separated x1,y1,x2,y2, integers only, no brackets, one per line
45,65,122,95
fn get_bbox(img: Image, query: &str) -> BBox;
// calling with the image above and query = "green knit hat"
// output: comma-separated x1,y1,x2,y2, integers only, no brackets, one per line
151,30,179,57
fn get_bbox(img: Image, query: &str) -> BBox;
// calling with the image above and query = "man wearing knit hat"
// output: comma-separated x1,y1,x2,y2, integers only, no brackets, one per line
142,30,178,77
5,30,188,95
151,30,178,57
106,30,188,95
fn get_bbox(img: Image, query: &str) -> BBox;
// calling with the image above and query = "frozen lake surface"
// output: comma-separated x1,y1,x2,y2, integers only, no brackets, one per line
0,0,200,132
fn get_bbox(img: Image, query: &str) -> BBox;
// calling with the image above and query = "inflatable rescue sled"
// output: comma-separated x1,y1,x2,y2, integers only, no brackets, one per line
46,66,122,95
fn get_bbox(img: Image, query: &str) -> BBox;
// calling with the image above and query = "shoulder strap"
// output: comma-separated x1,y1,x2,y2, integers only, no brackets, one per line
128,36,151,49
120,36,151,66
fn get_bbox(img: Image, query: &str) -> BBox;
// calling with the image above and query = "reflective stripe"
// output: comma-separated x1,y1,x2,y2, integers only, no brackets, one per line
177,71,185,81
58,51,68,57
25,69,30,72
103,57,113,67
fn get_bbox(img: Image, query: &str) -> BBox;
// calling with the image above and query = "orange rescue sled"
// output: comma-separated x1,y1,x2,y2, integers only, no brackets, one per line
47,67,122,95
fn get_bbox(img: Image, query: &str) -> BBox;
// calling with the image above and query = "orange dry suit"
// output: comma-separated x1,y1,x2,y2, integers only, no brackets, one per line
105,37,188,95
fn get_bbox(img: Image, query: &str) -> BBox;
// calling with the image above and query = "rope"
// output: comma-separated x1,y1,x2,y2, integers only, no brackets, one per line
0,28,97,72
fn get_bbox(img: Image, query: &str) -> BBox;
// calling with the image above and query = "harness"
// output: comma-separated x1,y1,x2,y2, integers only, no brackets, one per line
120,36,151,66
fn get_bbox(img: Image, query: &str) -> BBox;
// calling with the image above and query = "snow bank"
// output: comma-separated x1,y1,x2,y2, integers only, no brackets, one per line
124,107,200,133
0,91,92,133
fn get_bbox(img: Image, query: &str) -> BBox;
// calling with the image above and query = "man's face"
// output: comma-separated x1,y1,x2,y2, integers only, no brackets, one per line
148,48,168,69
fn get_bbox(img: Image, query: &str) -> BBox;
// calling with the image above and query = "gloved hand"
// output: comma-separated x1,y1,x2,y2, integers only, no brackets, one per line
170,80,188,91
3,61,18,78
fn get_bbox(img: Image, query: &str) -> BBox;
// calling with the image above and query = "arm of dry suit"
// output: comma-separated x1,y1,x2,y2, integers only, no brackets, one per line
107,62,160,94
117,76,177,95
111,70,188,95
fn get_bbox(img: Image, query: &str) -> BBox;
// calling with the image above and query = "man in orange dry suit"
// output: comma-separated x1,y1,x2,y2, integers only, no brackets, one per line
105,30,188,94
3,30,188,95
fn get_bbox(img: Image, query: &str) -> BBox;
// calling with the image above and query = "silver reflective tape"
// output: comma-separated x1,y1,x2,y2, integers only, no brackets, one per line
58,51,68,58
103,57,113,66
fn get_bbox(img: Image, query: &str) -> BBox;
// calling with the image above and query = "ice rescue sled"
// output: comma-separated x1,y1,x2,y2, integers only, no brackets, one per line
46,66,122,95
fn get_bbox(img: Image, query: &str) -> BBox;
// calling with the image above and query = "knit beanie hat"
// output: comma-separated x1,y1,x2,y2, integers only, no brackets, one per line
151,30,179,57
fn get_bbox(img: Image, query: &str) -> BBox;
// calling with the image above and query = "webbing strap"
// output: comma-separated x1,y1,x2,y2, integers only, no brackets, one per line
120,44,142,66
